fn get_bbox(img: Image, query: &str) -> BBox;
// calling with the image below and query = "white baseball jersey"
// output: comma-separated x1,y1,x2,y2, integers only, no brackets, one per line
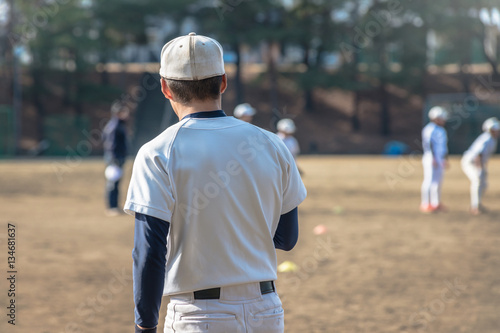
125,116,307,295
277,132,300,158
463,132,498,165
422,122,448,166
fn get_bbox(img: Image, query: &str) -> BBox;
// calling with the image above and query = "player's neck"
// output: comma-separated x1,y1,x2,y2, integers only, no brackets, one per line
172,98,222,120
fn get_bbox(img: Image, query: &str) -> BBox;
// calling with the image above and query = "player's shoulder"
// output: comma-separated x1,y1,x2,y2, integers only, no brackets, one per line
253,126,296,160
422,122,434,134
103,117,118,132
138,119,188,158
432,124,447,137
476,132,494,145
252,125,285,145
478,132,491,140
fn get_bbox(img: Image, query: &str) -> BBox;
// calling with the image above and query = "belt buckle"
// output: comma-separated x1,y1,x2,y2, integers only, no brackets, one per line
259,281,275,294
193,287,220,300
193,281,275,300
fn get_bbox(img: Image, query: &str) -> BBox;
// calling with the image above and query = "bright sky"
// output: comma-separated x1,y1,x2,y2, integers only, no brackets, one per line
480,7,500,28
0,0,9,26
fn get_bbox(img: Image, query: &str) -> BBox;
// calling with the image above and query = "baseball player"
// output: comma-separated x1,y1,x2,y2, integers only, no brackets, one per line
276,118,300,159
102,101,130,216
124,33,307,333
461,117,500,215
233,102,256,123
420,106,449,213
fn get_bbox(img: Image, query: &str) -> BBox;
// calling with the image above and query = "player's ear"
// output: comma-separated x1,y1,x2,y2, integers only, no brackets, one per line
161,78,175,101
220,74,227,94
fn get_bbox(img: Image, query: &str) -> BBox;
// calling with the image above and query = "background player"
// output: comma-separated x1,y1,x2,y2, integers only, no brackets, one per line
277,118,304,175
102,101,130,216
420,106,449,213
233,102,256,123
461,117,500,215
277,118,300,159
125,32,306,333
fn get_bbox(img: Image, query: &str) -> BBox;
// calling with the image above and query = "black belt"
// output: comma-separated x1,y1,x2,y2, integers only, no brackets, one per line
193,281,275,300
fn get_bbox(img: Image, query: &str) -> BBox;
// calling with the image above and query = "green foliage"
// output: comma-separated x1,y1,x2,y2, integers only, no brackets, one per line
6,0,500,138
11,0,498,95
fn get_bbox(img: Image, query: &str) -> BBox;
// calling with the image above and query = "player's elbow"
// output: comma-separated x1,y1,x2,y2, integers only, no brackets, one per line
277,236,298,251
281,243,296,252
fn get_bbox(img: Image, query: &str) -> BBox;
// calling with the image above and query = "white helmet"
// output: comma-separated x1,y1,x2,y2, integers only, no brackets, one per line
277,118,296,134
482,117,500,132
233,103,256,118
428,106,448,121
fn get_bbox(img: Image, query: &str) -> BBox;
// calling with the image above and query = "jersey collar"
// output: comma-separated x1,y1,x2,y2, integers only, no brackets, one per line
182,110,226,120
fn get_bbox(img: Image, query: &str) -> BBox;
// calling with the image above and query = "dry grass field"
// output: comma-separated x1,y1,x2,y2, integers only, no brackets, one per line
1,156,499,333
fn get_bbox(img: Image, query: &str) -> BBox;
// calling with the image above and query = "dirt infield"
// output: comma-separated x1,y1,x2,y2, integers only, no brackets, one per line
1,156,499,333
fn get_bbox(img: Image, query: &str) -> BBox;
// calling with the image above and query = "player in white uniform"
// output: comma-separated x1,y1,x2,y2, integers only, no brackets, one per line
420,106,449,213
276,118,300,159
124,33,307,333
233,103,256,123
461,117,500,215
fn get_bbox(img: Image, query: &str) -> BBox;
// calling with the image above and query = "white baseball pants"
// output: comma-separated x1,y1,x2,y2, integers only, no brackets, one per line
421,154,444,207
461,157,487,209
164,282,284,333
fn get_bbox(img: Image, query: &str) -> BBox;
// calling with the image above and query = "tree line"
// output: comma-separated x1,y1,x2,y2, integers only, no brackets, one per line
2,0,499,140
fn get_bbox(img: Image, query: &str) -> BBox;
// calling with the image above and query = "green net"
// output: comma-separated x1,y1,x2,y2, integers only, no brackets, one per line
0,105,14,157
43,115,91,156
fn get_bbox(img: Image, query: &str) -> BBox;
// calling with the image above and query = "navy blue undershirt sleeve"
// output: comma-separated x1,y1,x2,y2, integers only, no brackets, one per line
133,213,170,328
273,207,299,251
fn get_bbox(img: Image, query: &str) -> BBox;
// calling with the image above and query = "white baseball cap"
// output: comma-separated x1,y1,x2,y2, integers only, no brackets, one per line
428,106,449,121
233,103,256,118
482,117,500,132
277,118,296,134
159,32,225,81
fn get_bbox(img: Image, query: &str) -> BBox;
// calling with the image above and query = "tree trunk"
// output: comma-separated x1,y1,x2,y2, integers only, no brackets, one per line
304,90,314,112
74,71,84,116
482,48,499,78
479,23,499,80
421,20,430,100
100,65,110,86
63,70,72,107
301,42,314,113
74,53,84,117
349,4,361,132
32,67,46,142
351,50,361,132
99,49,109,85
379,80,390,136
232,41,244,104
459,59,471,94
267,41,279,112
351,91,361,132
99,29,110,85
5,0,14,101
377,20,390,136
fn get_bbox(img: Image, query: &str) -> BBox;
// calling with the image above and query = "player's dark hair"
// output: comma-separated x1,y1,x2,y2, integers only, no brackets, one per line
164,75,223,104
